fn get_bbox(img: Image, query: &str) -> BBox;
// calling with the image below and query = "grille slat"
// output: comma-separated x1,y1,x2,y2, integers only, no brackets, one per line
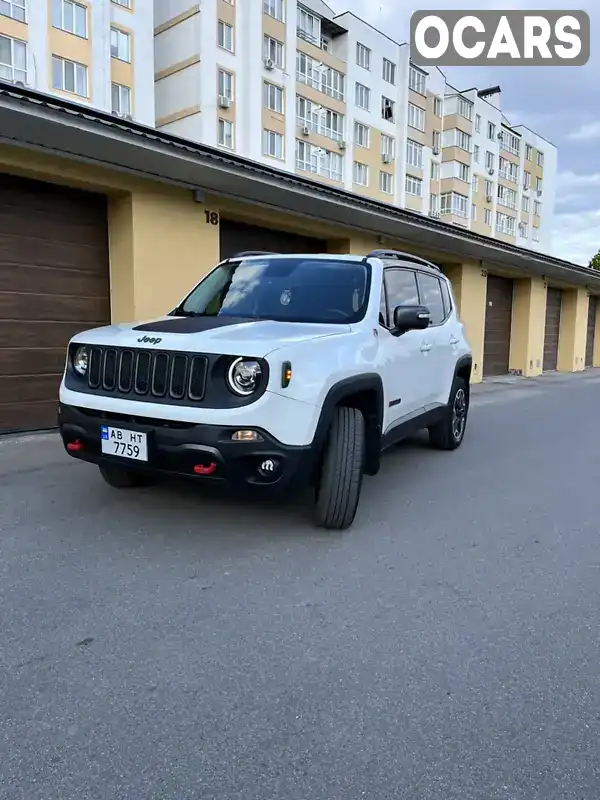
85,346,206,403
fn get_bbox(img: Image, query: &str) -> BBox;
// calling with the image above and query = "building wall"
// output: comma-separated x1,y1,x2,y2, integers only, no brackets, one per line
0,0,154,124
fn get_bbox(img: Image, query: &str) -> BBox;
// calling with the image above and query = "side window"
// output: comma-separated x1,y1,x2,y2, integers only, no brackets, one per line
440,278,453,317
384,269,419,321
417,272,445,324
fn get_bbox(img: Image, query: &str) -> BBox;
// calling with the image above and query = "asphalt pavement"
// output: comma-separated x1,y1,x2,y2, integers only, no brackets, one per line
2,371,600,800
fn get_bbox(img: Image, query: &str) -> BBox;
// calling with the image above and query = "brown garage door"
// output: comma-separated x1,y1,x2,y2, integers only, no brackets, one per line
586,296,597,367
219,219,327,260
0,174,110,433
483,275,514,377
543,287,562,371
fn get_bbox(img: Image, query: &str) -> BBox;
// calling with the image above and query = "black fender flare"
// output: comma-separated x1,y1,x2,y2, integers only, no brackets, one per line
450,355,473,402
311,373,384,476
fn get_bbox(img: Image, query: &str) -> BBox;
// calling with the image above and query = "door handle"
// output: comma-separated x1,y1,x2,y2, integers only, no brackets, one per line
450,336,460,345
420,343,432,353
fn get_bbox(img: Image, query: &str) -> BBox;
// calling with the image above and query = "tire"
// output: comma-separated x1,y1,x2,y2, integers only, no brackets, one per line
314,406,365,531
98,464,153,488
428,376,469,451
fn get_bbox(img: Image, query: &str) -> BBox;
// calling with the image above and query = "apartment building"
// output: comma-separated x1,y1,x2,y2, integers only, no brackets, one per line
0,0,154,124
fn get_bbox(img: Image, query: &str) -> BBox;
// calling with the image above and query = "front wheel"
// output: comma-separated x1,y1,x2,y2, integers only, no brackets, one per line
99,464,153,488
428,377,469,451
314,406,365,531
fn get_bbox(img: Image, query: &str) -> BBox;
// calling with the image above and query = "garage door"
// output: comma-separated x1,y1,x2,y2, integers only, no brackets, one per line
0,174,110,433
543,287,563,371
585,295,597,367
219,219,327,260
483,275,514,377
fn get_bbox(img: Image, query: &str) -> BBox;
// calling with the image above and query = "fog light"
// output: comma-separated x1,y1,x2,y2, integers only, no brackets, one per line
258,458,280,477
232,429,263,442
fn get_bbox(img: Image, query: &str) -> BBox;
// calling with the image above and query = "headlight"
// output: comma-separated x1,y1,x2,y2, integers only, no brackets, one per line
73,346,89,376
226,357,262,396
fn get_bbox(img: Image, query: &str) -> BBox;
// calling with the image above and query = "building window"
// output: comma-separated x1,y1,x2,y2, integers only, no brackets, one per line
532,226,540,242
519,222,528,239
458,96,473,120
533,200,542,216
111,0,131,7
503,130,520,156
522,195,530,212
382,58,396,85
523,170,531,190
218,69,234,101
52,55,87,96
111,82,131,115
263,129,283,159
409,65,426,94
263,81,283,113
297,5,320,45
471,203,476,221
296,52,344,101
53,0,87,37
536,176,543,192
484,208,492,226
430,194,439,214
487,121,496,140
485,150,495,171
0,0,26,21
472,175,478,192
381,96,395,123
381,134,394,159
455,129,471,151
264,0,283,22
0,34,26,84
441,192,468,217
496,211,516,236
297,96,344,141
497,184,517,210
432,130,441,151
218,118,234,148
407,102,425,132
406,138,423,169
354,121,369,148
296,140,343,181
380,171,394,194
218,20,234,52
110,27,130,61
537,150,544,167
484,179,493,199
473,144,480,163
458,162,469,182
264,35,283,67
525,144,533,161
355,82,370,111
405,174,422,197
475,113,481,133
433,96,443,117
431,161,440,180
353,161,368,186
356,42,370,70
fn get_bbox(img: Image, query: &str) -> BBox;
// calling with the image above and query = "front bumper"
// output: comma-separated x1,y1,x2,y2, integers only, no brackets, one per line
58,403,316,492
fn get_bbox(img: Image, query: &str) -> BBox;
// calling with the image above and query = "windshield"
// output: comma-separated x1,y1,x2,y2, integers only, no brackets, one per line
176,257,371,324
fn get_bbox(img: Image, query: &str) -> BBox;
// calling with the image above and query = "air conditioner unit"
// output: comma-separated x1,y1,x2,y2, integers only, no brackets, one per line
301,125,310,136
338,140,347,150
485,194,493,202
432,146,440,156
488,168,495,175
382,154,392,164
218,95,231,109
264,57,275,70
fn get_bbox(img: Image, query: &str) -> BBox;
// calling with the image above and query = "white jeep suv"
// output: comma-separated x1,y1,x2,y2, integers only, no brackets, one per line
59,249,472,530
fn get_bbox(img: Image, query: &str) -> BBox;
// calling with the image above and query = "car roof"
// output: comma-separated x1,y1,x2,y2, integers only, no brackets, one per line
222,252,443,272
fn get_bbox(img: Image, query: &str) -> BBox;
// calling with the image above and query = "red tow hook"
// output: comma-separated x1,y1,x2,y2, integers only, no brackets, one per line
194,462,217,475
67,440,85,452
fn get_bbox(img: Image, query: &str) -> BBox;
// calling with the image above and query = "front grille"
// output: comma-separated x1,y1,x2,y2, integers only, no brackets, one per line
86,346,208,403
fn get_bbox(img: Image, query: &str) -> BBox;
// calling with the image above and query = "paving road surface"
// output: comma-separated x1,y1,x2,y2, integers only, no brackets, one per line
1,371,600,800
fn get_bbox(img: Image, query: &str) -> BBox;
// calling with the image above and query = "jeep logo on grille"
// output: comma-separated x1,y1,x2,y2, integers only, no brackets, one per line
137,335,162,345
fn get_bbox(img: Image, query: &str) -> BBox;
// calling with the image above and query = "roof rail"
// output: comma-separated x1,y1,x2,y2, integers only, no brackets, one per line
365,249,441,271
230,250,280,258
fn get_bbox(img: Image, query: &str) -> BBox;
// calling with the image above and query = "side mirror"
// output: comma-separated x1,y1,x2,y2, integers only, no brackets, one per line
392,304,431,334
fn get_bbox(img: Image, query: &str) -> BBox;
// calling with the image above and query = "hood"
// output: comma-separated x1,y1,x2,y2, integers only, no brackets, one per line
71,315,352,357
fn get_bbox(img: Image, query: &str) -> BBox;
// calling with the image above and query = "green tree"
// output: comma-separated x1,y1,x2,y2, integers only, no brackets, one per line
589,250,600,270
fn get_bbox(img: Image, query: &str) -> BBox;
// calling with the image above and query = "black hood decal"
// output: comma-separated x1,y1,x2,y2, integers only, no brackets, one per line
133,316,255,334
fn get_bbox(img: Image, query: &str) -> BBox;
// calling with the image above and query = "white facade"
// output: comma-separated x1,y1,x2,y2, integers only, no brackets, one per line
0,0,155,125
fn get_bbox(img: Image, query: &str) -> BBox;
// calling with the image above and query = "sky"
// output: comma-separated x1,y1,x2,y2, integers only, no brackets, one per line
334,0,599,266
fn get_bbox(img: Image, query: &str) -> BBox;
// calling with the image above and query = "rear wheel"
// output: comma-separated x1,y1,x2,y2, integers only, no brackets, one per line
314,406,365,531
428,376,469,451
99,464,153,488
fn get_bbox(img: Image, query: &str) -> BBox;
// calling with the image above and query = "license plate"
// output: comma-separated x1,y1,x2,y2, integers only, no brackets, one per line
100,426,148,461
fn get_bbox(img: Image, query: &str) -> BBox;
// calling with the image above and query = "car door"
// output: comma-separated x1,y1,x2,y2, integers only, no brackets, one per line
377,267,429,431
415,270,451,407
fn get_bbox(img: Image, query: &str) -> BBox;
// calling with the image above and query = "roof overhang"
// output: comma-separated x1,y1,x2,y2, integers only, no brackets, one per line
0,82,597,291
